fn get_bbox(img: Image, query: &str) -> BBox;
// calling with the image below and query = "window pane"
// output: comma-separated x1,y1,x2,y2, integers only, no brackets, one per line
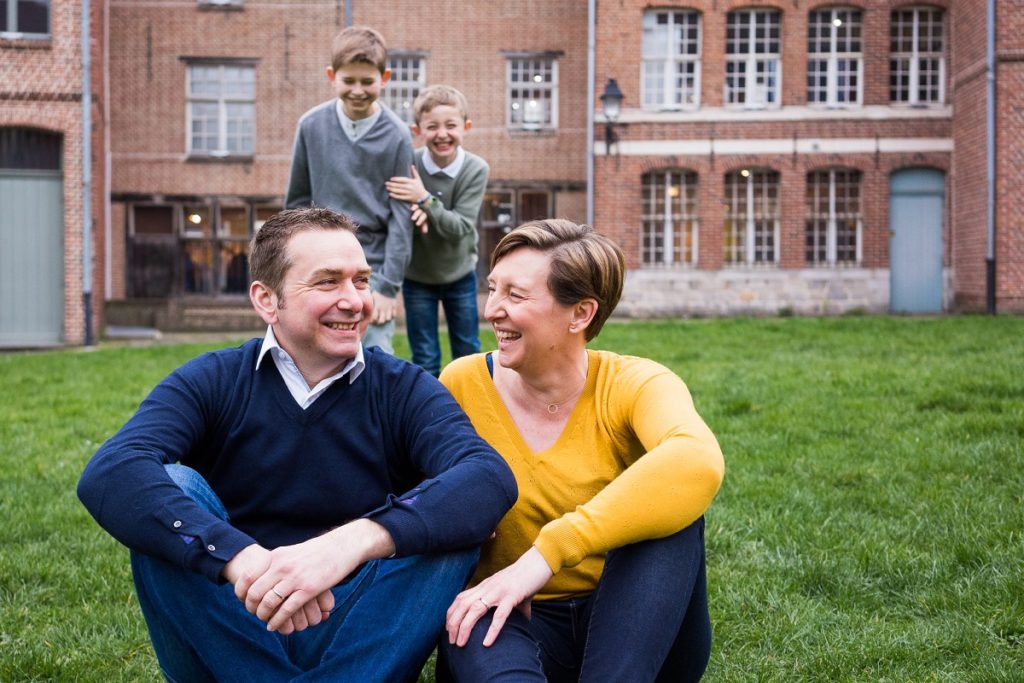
134,206,175,235
219,241,249,294
182,241,214,294
0,127,61,170
219,205,249,238
16,0,48,33
183,205,212,237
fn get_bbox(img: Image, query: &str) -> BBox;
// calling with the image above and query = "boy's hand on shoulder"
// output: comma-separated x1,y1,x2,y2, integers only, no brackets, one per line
372,291,398,324
385,165,428,204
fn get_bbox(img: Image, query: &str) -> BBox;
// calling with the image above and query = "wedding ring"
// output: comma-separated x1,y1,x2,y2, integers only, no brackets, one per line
271,587,285,600
478,598,489,609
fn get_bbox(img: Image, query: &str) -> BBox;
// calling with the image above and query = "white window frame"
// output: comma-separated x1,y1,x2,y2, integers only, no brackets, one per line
725,170,780,265
1,0,50,39
383,52,427,124
889,7,946,105
641,170,699,267
186,63,256,158
724,9,782,109
807,7,863,107
641,9,702,111
506,56,559,131
806,169,863,266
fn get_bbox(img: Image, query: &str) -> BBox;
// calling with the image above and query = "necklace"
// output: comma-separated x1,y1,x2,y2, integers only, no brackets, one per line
546,387,583,414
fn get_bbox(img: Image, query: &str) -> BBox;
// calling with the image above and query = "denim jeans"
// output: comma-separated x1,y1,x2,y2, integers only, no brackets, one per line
403,272,480,377
361,319,395,355
439,518,711,683
132,465,478,683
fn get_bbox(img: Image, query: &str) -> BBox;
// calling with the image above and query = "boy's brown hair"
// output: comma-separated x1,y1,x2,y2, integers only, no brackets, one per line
331,26,388,74
413,85,470,124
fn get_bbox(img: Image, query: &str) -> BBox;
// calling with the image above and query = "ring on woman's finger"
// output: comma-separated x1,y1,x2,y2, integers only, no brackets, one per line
478,597,490,609
271,587,285,600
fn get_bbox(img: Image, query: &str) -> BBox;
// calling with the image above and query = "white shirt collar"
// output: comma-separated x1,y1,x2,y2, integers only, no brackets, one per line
256,326,365,409
335,99,382,142
422,146,465,179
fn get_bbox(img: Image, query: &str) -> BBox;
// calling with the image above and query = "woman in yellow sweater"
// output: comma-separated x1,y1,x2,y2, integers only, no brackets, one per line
438,219,724,682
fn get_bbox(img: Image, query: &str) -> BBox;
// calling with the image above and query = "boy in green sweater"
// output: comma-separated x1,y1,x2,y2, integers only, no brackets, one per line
386,85,490,377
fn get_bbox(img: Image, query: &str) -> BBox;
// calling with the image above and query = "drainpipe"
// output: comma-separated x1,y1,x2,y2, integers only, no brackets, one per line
985,0,997,314
585,0,595,225
344,0,352,27
82,0,94,345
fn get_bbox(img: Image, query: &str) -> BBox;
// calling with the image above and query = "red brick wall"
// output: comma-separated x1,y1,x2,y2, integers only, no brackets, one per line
1,0,105,344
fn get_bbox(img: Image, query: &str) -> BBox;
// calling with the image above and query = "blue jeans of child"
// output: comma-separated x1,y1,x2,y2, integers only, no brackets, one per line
403,272,480,377
131,465,478,683
438,518,711,683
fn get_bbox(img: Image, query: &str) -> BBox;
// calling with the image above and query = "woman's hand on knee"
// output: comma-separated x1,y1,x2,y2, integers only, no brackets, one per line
445,546,553,648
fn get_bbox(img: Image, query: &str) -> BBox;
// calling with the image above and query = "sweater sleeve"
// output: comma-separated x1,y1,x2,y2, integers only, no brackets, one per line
373,135,415,297
533,358,724,574
76,353,258,582
363,366,517,555
285,121,312,209
423,157,490,242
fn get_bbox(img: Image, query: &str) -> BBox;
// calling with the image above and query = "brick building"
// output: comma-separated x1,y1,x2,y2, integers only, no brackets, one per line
1,0,105,346
2,1,1022,345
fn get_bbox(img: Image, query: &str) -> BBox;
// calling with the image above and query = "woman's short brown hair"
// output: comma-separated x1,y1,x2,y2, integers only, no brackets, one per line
490,219,624,341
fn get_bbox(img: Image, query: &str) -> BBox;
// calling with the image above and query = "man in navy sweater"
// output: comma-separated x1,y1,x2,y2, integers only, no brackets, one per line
78,208,517,682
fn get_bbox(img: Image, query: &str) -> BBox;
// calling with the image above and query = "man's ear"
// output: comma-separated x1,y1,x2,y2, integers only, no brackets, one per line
250,280,279,325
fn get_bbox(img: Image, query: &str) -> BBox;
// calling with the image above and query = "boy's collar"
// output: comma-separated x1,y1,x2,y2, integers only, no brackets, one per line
422,146,465,178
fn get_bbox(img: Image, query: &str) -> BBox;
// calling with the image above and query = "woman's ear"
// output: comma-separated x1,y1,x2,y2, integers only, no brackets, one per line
570,298,599,334
249,280,279,325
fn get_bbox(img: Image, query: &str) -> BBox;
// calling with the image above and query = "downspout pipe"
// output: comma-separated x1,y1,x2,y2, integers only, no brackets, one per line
82,0,94,345
985,0,996,314
585,0,595,225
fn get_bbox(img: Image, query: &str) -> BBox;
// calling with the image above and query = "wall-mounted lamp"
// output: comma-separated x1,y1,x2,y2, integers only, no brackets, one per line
600,78,624,153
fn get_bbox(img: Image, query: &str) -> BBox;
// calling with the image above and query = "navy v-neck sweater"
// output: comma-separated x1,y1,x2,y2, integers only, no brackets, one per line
78,340,517,582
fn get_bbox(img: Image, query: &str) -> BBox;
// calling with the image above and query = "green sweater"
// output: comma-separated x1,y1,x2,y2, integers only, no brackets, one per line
405,148,490,285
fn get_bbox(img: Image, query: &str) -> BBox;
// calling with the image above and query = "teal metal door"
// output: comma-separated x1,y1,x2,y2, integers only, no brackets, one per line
889,169,944,313
0,170,64,346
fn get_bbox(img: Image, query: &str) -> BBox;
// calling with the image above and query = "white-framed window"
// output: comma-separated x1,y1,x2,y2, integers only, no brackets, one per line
725,9,781,108
806,169,862,266
186,63,255,157
383,53,426,124
507,56,558,131
807,7,863,106
0,0,50,38
641,170,699,266
642,9,702,110
890,7,945,105
724,169,780,265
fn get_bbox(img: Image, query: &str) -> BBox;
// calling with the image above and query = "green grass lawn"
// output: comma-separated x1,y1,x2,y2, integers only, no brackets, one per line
2,316,1022,681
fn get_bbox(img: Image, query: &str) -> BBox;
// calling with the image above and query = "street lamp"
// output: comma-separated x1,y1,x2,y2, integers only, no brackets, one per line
600,78,624,152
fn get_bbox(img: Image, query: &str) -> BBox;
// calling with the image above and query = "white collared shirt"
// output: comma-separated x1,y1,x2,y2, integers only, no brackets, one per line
256,326,365,409
335,100,382,142
422,146,465,179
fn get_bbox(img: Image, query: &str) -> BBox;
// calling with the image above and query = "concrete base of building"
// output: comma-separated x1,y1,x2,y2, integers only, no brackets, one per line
617,267,953,318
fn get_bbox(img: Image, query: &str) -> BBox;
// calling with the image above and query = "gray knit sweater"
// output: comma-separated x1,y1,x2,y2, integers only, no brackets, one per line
405,149,490,285
285,100,414,297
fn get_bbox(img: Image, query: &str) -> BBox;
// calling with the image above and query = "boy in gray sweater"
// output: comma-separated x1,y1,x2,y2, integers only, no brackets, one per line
386,86,490,376
286,26,413,353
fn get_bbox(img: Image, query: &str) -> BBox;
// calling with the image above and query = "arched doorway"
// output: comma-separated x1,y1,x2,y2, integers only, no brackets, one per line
0,128,64,346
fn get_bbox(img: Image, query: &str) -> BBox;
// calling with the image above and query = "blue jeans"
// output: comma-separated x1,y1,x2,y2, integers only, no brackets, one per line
403,272,480,377
132,465,478,683
361,319,395,355
439,518,711,683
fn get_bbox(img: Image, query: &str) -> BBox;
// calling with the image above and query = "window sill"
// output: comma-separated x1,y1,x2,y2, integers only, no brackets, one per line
507,128,558,138
0,34,52,49
186,154,254,164
196,0,244,10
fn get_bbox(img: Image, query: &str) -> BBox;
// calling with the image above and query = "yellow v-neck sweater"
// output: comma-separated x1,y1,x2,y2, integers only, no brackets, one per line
440,350,724,600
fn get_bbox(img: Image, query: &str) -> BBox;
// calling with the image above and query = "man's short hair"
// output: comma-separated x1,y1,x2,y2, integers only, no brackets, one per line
250,208,358,297
490,219,625,341
413,85,470,124
331,26,388,74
